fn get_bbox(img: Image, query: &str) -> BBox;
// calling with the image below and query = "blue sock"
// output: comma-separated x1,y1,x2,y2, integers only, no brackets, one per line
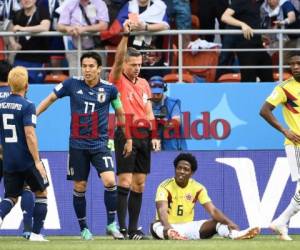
104,186,117,225
0,198,14,219
73,190,87,231
21,189,34,232
32,197,47,234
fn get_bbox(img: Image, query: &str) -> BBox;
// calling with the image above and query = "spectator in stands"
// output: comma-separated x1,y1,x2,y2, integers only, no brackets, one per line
149,75,187,150
196,0,229,42
261,0,300,54
260,51,300,241
102,0,169,48
220,0,274,82
9,0,51,83
0,0,20,61
37,0,66,75
150,153,260,240
56,0,109,77
162,0,191,48
104,0,128,25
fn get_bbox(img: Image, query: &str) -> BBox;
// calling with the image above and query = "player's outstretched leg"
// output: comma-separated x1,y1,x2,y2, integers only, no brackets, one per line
216,223,260,240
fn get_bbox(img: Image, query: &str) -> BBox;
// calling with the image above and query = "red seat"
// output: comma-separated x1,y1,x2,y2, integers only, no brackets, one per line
44,73,68,83
217,73,241,83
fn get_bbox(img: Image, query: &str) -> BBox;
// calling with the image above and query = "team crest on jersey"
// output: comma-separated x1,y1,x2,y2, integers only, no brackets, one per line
98,89,106,103
185,193,193,201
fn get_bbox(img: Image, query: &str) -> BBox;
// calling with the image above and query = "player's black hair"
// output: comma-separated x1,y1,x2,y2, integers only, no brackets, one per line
80,52,102,66
0,60,12,82
287,51,300,60
173,153,198,172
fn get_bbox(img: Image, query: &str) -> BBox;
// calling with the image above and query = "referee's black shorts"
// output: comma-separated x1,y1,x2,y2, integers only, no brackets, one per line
114,127,151,175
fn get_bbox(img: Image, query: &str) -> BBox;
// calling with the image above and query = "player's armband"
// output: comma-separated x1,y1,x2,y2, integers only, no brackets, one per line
112,96,123,110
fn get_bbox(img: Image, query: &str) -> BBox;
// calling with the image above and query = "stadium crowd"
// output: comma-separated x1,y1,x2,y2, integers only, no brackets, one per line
1,0,300,83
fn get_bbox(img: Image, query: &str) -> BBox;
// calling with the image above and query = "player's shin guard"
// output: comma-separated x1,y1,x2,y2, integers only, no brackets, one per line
104,185,117,225
32,197,47,234
73,190,88,231
0,198,15,220
128,191,142,233
117,186,130,230
21,188,34,232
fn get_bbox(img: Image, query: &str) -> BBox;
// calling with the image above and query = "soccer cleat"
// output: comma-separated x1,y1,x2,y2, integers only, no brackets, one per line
230,227,260,240
167,228,188,240
22,231,31,240
29,232,49,242
128,228,149,240
106,222,125,240
81,228,93,240
120,228,128,238
270,222,292,241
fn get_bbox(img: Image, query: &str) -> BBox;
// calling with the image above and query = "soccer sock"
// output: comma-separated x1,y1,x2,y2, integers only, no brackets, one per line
117,186,130,230
32,197,47,234
73,190,88,231
276,190,300,225
104,185,117,225
21,188,34,232
216,223,230,238
0,198,14,219
128,191,143,233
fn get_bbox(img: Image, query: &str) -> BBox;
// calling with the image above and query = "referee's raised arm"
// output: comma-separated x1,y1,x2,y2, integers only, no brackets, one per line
110,20,131,82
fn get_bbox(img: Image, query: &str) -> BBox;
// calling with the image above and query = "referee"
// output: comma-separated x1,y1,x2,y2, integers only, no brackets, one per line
109,20,160,240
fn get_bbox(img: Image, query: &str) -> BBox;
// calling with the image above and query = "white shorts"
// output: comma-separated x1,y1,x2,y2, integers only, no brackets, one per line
285,145,300,182
151,220,207,240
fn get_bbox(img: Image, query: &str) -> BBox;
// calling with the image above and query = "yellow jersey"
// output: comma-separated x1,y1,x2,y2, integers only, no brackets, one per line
266,78,300,146
155,178,211,224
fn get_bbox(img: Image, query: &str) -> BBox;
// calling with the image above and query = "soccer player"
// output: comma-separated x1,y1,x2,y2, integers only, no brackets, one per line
37,52,131,240
109,20,160,239
0,66,49,241
150,153,260,240
260,51,300,241
0,61,35,239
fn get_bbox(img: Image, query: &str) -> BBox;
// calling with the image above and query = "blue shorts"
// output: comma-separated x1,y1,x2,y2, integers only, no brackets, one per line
67,147,114,181
3,166,49,198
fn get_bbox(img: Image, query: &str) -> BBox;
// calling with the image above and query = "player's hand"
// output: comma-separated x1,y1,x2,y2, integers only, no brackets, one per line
241,22,253,40
35,160,47,179
151,139,161,151
283,129,300,144
166,228,188,240
123,139,132,158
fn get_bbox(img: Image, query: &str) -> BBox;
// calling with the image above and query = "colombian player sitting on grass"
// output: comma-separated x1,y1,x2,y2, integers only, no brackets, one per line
150,153,260,240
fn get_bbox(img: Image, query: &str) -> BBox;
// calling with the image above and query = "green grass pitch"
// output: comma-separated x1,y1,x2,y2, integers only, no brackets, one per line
0,235,300,250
